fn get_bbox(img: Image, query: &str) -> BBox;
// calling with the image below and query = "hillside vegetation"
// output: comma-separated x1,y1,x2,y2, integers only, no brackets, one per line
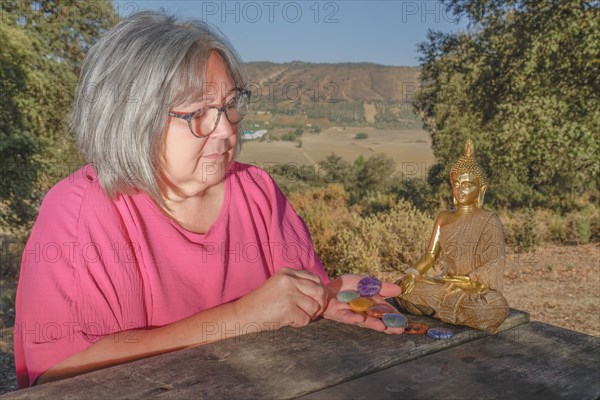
243,61,423,130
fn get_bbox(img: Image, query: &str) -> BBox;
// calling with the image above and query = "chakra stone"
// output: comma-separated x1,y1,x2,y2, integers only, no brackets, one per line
349,297,375,313
366,304,395,318
357,276,382,297
427,327,455,340
382,313,408,328
336,290,360,303
404,323,428,335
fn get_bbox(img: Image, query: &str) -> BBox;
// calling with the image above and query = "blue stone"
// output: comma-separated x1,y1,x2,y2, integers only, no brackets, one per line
427,327,455,339
382,313,408,328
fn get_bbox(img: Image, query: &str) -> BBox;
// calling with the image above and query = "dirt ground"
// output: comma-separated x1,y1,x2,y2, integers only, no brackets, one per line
0,244,598,394
502,244,600,337
237,127,436,176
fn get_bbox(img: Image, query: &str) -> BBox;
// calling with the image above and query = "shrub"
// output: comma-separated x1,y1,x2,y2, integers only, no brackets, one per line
354,132,368,140
357,192,399,216
548,210,566,243
288,184,352,258
566,205,597,244
320,200,433,277
500,208,540,251
391,177,439,214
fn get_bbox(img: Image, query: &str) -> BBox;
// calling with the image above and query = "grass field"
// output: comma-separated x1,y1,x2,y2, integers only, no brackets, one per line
237,126,435,177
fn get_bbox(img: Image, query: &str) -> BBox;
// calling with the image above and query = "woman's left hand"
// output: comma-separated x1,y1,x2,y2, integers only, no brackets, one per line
323,274,404,334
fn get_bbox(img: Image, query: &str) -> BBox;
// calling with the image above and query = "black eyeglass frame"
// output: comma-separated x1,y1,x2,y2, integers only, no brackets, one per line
168,88,251,138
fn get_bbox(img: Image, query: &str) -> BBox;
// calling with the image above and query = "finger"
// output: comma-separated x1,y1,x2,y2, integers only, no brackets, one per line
357,316,387,332
292,291,324,321
331,308,367,325
294,278,328,314
289,271,329,315
288,305,312,327
286,268,323,285
326,274,363,293
384,327,405,335
379,281,402,298
323,298,366,324
368,295,399,310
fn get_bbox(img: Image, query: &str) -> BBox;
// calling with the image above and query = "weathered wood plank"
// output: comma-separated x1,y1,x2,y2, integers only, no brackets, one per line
300,322,600,400
1,309,529,399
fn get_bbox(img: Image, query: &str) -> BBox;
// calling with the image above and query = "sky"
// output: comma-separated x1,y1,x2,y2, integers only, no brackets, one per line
113,1,469,66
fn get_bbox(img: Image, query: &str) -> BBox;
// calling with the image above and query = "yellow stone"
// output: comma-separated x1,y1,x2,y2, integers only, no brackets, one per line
349,297,375,313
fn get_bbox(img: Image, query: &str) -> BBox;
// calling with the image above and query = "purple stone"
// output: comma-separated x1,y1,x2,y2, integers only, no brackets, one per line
357,276,382,297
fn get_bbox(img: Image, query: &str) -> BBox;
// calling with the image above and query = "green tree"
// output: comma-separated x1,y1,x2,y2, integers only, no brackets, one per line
414,0,600,209
1,0,117,231
356,154,396,198
320,153,356,189
391,177,438,214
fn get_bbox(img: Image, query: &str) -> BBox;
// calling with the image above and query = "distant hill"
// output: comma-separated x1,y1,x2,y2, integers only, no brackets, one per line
243,61,420,102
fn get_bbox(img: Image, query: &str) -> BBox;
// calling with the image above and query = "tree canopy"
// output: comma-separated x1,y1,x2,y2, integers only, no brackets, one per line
1,0,117,230
414,0,600,209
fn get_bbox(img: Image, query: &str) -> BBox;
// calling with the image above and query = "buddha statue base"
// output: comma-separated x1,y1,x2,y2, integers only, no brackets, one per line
395,275,509,333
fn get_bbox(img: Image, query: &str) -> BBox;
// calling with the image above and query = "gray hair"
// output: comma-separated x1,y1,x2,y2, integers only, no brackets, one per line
70,11,246,209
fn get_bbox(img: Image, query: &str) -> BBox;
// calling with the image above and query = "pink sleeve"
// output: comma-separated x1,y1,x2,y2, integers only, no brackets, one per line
262,171,330,284
14,176,146,388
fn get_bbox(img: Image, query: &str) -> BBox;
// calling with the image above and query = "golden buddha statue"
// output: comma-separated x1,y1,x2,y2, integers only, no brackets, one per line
395,139,509,332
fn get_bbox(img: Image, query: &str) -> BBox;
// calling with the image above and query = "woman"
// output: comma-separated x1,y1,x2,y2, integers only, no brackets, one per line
14,11,403,388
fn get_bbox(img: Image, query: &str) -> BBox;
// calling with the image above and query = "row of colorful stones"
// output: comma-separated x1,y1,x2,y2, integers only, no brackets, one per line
337,276,408,329
336,276,455,339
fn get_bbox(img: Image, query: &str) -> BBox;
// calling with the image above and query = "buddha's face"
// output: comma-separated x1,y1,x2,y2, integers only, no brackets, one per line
451,173,481,207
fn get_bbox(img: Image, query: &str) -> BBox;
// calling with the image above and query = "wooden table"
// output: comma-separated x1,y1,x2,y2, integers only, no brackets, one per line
2,309,599,399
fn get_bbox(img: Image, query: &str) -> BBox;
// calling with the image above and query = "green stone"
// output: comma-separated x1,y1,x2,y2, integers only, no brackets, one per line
336,290,360,303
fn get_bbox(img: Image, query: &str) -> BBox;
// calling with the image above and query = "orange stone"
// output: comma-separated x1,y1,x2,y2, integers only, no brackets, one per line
366,304,395,318
349,297,375,313
404,323,428,335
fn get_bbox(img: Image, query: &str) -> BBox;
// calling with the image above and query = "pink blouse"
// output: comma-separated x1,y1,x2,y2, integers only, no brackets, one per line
14,162,329,388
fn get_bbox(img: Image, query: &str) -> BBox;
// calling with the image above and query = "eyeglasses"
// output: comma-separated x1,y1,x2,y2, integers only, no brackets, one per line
168,89,251,138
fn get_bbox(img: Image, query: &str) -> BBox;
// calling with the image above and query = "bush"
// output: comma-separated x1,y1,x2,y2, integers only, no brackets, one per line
354,132,369,140
391,177,438,214
320,200,433,277
548,210,566,243
357,193,399,216
500,205,600,248
0,228,29,279
281,128,304,141
500,208,540,251
288,184,352,258
567,205,598,244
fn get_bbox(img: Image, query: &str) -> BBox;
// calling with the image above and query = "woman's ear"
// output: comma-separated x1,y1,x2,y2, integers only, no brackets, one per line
478,185,487,208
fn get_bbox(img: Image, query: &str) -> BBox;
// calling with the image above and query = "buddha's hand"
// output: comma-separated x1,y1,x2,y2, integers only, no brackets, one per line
399,273,418,295
471,281,489,294
324,274,404,335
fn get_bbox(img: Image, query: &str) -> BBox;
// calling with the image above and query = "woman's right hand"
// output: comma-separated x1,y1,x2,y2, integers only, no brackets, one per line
234,267,328,328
